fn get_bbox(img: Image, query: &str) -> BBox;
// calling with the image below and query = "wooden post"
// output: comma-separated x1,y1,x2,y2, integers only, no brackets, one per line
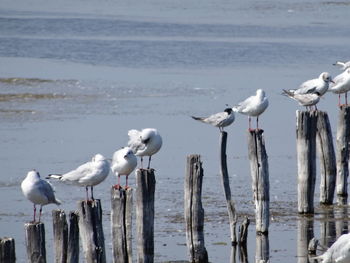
238,216,250,245
220,131,237,245
184,155,208,263
297,216,314,263
67,211,79,263
136,169,156,263
308,238,318,255
24,222,46,263
247,129,270,233
316,111,336,205
0,237,16,263
111,187,133,263
336,106,350,205
255,233,269,263
78,199,106,263
52,209,68,263
296,111,317,214
238,245,248,263
320,209,336,249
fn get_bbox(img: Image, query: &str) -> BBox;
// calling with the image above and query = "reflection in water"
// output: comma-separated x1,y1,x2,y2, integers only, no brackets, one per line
256,233,269,263
320,208,336,248
335,205,348,237
297,216,314,263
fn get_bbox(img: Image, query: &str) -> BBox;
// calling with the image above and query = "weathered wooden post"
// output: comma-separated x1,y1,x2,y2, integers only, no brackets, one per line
296,111,317,214
256,233,269,263
316,111,336,205
184,155,208,263
247,129,269,233
238,216,250,245
136,169,156,263
24,222,46,263
297,216,314,263
67,211,79,263
52,209,68,263
0,237,16,263
111,187,133,263
78,199,106,263
220,131,237,245
336,106,350,205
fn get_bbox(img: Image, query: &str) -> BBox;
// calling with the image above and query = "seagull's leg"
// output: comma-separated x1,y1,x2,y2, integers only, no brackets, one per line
33,204,36,222
147,156,152,169
339,94,341,107
91,186,94,200
85,186,89,201
346,92,348,106
248,116,252,131
39,205,43,222
125,175,129,189
256,117,259,130
140,157,143,169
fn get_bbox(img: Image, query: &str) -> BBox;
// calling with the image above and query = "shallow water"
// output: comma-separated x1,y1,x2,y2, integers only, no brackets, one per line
0,0,350,262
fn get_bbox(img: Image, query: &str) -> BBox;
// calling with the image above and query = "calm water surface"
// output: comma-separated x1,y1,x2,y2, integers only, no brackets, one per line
0,0,350,262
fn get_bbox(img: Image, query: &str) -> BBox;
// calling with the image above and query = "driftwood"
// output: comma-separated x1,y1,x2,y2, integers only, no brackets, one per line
136,169,156,263
219,131,237,245
24,222,46,263
78,199,106,263
111,187,133,263
67,211,79,263
296,111,317,214
247,129,270,233
336,106,350,205
184,155,208,263
52,210,68,263
0,237,16,263
316,111,336,205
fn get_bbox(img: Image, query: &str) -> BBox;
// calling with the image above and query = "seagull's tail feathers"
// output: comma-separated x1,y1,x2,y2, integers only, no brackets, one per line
46,174,63,180
191,116,204,121
282,89,294,98
231,107,239,113
55,198,62,205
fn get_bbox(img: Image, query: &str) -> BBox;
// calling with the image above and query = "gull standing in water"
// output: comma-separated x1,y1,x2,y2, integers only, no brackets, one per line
128,128,162,169
328,69,350,106
333,60,350,71
191,107,235,132
282,89,321,111
312,233,350,263
21,169,61,222
47,154,110,200
288,72,334,96
233,89,269,131
111,147,137,189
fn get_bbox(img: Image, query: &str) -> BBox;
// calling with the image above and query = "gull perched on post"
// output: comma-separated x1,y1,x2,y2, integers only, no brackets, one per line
288,72,334,96
282,89,321,111
47,154,110,201
328,69,350,106
191,107,235,132
111,147,137,189
128,128,162,169
233,89,269,131
21,169,61,222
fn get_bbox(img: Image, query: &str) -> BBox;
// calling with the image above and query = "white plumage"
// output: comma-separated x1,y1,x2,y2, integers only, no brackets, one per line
289,72,333,96
333,60,350,71
47,153,110,200
233,89,269,130
191,107,235,131
282,89,320,110
111,147,137,189
128,128,162,169
313,233,350,263
328,69,350,106
21,170,61,222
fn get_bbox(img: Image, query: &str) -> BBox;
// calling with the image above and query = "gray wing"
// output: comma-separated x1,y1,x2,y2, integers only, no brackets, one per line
37,180,60,204
61,162,92,182
235,95,255,112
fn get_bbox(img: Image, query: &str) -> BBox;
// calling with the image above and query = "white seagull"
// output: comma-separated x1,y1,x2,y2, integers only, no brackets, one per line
313,233,350,263
282,89,320,110
21,170,61,222
128,128,162,169
111,147,137,189
328,69,350,106
191,107,235,132
233,89,269,130
289,72,334,96
333,60,350,71
47,154,110,200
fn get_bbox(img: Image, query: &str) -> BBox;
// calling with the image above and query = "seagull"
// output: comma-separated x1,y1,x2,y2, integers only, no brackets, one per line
111,147,137,189
333,60,350,71
328,69,350,106
313,233,350,263
282,89,321,111
191,107,235,132
288,72,334,96
233,89,269,131
128,128,162,169
21,170,61,222
47,154,110,200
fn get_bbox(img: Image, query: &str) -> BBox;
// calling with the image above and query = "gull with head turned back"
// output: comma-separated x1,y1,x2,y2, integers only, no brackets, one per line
21,169,61,222
233,89,269,131
46,153,110,201
128,128,162,169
